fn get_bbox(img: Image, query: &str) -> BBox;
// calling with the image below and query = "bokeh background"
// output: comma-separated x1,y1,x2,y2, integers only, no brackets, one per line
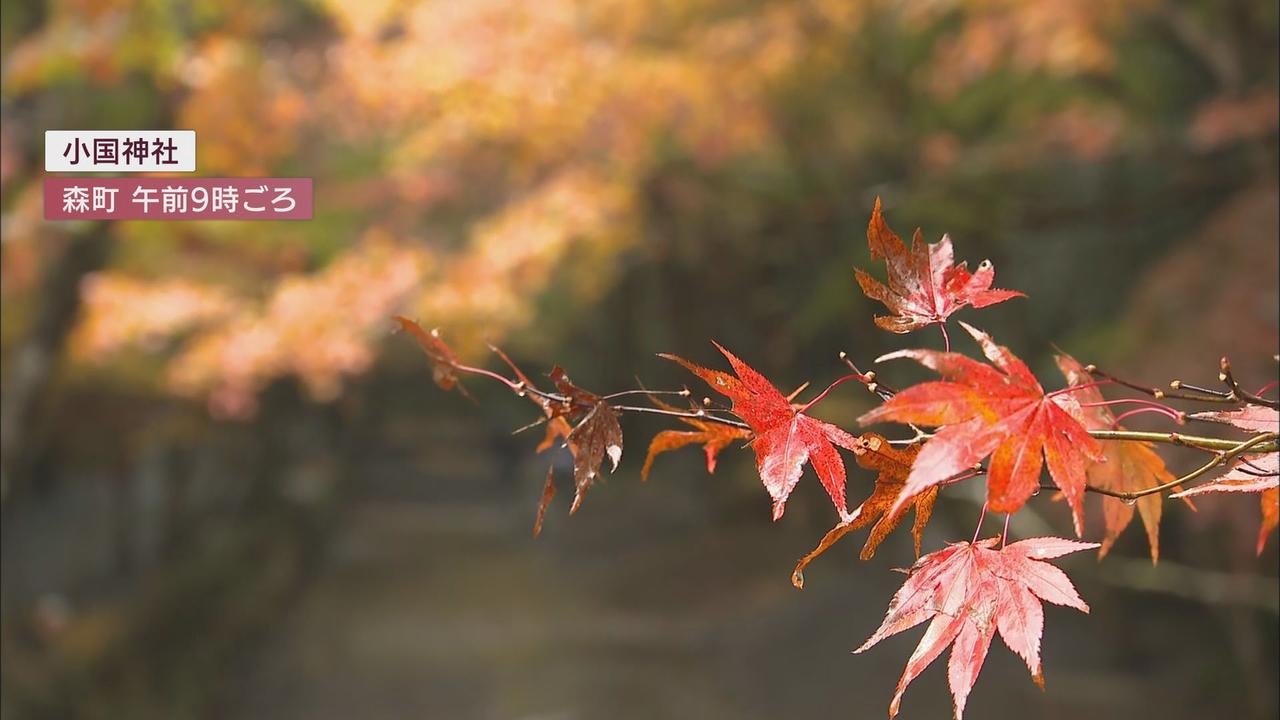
2,1,1278,718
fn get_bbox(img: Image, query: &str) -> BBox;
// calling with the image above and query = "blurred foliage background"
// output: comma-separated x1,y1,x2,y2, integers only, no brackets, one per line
1,0,1277,718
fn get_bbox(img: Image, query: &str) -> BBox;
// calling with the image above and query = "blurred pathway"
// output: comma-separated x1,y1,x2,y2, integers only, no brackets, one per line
219,421,1275,720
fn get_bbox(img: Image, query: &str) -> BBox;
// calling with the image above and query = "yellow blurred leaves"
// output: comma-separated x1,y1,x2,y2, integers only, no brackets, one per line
177,37,307,176
156,237,430,417
6,0,1217,419
71,276,242,359
415,169,633,356
919,0,1135,96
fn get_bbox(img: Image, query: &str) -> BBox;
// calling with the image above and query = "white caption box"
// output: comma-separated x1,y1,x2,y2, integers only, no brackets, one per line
45,130,196,172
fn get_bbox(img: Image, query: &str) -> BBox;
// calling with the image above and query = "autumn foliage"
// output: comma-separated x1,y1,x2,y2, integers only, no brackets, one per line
402,200,1278,718
855,198,1023,333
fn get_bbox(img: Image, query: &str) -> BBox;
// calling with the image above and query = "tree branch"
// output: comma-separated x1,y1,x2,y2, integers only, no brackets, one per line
1086,365,1237,404
1077,432,1278,501
1085,429,1276,453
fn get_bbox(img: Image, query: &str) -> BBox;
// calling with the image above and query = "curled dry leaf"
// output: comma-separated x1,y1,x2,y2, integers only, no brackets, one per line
792,435,937,589
854,197,1022,334
549,367,623,514
532,466,556,538
1171,453,1279,555
639,395,752,481
392,315,467,395
849,435,937,560
537,416,574,455
1056,354,1176,563
860,323,1102,536
662,342,860,520
856,537,1097,719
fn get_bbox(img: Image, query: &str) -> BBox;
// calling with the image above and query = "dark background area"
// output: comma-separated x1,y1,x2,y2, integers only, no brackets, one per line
2,1,1278,718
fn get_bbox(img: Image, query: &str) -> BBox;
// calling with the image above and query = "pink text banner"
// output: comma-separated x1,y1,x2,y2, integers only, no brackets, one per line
44,178,312,220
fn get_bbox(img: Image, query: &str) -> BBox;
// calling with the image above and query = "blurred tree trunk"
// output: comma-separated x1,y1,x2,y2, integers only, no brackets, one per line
1,225,110,502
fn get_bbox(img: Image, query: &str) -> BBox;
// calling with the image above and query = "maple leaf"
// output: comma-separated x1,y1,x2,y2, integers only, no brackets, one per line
392,315,468,396
1260,488,1279,556
856,536,1098,719
845,436,938,560
640,395,752,481
1172,452,1279,555
1088,442,1173,562
548,367,623,514
792,435,938,589
1056,354,1176,563
1171,453,1278,497
662,343,860,520
854,198,1022,334
1189,404,1280,433
536,414,574,454
532,466,556,538
859,323,1103,536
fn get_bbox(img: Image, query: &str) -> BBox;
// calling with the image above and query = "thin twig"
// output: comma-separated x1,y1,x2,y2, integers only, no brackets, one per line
798,373,866,414
603,388,690,401
611,404,751,430
510,415,550,436
452,356,756,431
1169,380,1234,400
1113,407,1184,426
844,418,1260,453
1045,379,1115,400
1219,356,1280,409
838,352,896,399
1087,365,1237,404
972,502,989,543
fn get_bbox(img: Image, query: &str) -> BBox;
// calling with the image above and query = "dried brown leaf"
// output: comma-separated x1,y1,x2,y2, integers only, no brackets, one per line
487,345,574,453
533,466,556,538
791,434,938,589
849,434,935,559
393,315,467,395
639,395,751,481
550,367,623,513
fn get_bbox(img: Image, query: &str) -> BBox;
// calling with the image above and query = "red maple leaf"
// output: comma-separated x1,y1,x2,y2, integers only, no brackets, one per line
1056,353,1178,563
662,343,860,520
859,323,1103,535
855,198,1022,333
856,536,1097,719
1262,487,1280,556
1172,452,1279,555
